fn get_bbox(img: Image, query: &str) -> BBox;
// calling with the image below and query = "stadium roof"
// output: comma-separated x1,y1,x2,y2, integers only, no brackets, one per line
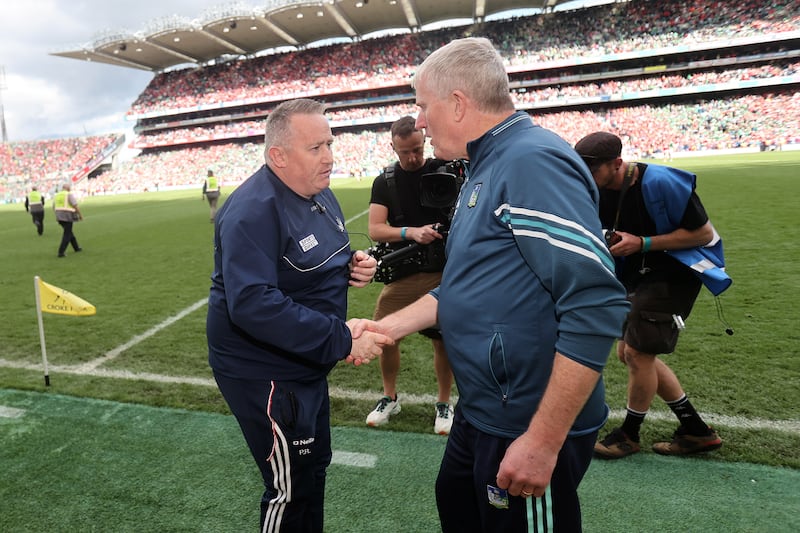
50,0,573,72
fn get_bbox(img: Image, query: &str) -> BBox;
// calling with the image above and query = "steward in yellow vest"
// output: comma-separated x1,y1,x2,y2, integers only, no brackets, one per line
203,169,222,221
25,187,45,235
53,183,83,257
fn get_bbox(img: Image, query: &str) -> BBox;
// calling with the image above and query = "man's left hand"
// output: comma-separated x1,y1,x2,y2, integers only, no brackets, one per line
495,431,558,499
349,250,377,287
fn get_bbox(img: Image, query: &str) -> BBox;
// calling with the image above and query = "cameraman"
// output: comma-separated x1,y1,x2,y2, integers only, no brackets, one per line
366,115,455,435
575,131,727,460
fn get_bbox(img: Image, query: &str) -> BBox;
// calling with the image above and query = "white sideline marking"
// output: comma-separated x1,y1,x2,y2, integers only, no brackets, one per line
75,209,370,373
77,209,368,373
0,405,25,418
1,355,799,436
76,298,208,372
3,209,797,437
331,450,377,468
606,409,800,434
346,209,369,224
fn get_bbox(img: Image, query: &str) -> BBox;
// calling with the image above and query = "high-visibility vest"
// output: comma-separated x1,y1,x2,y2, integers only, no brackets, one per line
206,176,219,192
28,191,43,205
53,191,75,213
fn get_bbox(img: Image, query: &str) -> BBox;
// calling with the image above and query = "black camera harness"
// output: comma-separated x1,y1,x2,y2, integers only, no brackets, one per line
371,163,446,283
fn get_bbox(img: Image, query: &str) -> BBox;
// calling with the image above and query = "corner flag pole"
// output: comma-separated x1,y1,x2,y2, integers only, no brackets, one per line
34,276,50,386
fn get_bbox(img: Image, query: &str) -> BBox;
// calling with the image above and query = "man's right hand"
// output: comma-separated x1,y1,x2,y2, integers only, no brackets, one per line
345,319,393,366
408,224,444,245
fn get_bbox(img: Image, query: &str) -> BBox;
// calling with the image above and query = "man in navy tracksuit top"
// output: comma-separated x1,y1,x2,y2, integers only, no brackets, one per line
207,99,391,533
369,39,629,532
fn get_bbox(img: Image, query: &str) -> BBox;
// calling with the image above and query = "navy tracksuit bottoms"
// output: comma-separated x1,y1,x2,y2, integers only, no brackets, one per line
435,404,597,532
214,372,332,533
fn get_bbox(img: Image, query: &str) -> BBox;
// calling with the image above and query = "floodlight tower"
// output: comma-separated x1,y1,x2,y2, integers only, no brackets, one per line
0,66,7,143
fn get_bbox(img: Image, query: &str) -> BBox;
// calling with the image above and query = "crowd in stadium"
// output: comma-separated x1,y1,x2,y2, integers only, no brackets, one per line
1,0,798,201
0,134,119,200
73,91,798,197
132,61,800,148
126,0,799,117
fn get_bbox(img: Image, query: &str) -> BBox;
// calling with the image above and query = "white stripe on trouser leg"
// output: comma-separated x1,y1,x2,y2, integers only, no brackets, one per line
526,486,553,532
263,424,291,532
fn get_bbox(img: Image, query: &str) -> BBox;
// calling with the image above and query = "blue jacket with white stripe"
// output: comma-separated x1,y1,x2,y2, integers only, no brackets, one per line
207,164,354,382
432,112,629,439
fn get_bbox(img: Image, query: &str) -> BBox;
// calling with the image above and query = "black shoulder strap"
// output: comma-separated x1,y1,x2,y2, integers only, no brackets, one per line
612,162,636,232
384,164,405,226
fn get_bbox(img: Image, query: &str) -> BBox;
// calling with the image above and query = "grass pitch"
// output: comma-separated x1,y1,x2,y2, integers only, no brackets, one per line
0,152,798,471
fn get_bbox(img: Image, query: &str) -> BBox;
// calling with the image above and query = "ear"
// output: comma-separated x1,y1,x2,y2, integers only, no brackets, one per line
451,90,467,122
268,145,288,168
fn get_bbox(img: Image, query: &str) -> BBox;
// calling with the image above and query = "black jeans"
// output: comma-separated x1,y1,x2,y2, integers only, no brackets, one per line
31,211,44,235
57,220,81,255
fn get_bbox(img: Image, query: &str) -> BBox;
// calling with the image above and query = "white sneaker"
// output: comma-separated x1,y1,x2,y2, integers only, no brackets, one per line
366,396,401,427
434,402,454,435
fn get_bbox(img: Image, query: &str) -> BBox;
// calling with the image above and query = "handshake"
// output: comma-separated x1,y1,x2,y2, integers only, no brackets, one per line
344,318,393,367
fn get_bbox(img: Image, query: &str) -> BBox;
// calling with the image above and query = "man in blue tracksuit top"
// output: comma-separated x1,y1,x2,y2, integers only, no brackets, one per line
206,99,391,533
366,39,629,532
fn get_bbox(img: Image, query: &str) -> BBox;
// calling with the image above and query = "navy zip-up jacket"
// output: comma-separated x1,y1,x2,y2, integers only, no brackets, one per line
432,113,630,439
207,164,354,381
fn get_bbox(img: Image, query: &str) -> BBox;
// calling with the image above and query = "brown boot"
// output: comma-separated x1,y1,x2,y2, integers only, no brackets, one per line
652,426,722,456
594,427,641,459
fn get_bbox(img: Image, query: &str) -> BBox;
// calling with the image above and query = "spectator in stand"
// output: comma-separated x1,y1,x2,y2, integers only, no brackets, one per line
126,0,800,117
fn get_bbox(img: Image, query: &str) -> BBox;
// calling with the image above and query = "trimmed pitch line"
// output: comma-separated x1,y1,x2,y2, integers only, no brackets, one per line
6,209,795,435
74,209,371,373
0,356,798,436
0,405,25,418
331,450,377,468
75,298,209,372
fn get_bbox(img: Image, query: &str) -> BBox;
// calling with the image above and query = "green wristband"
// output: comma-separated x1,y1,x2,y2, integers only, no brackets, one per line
400,227,408,240
642,236,652,253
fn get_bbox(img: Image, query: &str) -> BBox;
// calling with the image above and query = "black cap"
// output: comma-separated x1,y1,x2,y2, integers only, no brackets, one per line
574,132,622,166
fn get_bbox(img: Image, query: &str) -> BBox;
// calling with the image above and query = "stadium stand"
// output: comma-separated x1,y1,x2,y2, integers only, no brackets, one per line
0,134,124,202
2,0,799,200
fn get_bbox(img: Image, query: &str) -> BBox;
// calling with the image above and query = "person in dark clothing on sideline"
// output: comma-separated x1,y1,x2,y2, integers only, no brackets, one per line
206,98,392,533
575,131,729,460
353,38,629,533
365,116,455,435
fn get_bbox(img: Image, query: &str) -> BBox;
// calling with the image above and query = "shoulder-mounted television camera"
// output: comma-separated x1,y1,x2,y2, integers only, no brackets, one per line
368,160,466,284
420,159,467,213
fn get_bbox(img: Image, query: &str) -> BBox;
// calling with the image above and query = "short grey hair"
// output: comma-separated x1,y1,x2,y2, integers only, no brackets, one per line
412,37,514,114
264,98,326,152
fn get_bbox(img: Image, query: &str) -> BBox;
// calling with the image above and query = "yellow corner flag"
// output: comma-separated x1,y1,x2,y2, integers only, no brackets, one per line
37,278,96,316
